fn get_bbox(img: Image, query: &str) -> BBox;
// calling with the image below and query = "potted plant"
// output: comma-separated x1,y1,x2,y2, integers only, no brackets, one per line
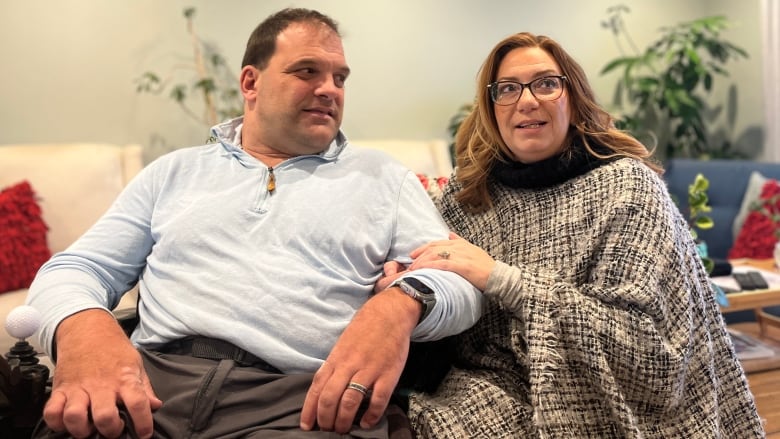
685,173,733,306
687,173,715,272
446,103,473,167
135,7,242,128
600,4,748,160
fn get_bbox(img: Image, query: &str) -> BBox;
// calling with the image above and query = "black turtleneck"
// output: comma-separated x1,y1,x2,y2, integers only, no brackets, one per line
490,141,616,190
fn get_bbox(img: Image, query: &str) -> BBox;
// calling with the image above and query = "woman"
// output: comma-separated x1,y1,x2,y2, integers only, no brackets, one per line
386,32,764,437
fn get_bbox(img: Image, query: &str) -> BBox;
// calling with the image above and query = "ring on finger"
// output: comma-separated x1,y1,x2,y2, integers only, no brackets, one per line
346,381,369,397
438,250,450,260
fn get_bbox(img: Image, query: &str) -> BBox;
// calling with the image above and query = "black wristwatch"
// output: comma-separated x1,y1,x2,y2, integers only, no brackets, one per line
391,278,437,323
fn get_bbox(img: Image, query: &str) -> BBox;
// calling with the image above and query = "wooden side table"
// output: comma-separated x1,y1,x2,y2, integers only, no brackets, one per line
720,259,780,435
721,259,780,336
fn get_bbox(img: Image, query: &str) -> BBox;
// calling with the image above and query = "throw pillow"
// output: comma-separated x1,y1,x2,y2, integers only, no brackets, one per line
416,174,449,200
728,178,780,259
0,181,51,294
733,171,768,240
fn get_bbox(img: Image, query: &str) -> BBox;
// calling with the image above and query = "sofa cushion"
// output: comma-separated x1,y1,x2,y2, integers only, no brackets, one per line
348,139,453,177
0,181,50,294
416,174,449,201
0,144,144,254
729,178,780,259
733,171,768,240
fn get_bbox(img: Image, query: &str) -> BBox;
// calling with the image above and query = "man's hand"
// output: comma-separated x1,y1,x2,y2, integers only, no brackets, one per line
300,288,420,434
373,261,408,293
43,309,162,439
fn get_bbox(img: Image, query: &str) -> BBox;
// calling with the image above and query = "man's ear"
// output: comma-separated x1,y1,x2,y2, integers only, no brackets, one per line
240,65,260,100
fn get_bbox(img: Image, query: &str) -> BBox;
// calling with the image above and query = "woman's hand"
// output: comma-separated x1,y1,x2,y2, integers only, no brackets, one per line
408,232,495,291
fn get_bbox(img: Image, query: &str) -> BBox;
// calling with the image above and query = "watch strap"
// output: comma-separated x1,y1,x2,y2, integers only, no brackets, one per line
391,278,436,323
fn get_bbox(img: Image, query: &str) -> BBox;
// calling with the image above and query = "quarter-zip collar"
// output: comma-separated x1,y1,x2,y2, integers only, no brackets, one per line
210,116,348,167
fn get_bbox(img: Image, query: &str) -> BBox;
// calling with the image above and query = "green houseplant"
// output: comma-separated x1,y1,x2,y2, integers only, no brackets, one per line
600,5,748,160
684,173,732,306
135,7,242,128
687,173,715,273
446,103,473,167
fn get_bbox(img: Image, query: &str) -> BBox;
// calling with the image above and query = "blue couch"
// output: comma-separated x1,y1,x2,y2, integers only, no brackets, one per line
664,158,780,260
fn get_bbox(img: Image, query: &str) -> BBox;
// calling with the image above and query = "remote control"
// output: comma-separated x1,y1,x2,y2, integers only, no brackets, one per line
733,271,770,291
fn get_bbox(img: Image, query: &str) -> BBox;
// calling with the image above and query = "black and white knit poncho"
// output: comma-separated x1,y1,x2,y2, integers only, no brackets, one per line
409,155,764,438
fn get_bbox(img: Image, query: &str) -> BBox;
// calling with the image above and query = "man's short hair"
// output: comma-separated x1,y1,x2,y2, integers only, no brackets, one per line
241,8,341,69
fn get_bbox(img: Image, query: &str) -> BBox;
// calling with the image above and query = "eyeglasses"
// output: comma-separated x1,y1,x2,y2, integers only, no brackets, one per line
487,75,567,105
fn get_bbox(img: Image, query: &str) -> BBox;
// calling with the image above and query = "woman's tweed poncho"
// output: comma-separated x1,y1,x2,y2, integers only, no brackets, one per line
409,157,764,438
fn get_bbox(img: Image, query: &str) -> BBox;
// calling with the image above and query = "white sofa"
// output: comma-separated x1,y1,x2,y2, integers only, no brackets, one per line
349,139,453,177
0,143,144,355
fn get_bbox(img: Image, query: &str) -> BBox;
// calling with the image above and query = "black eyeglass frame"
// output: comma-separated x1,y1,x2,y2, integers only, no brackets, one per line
487,75,568,105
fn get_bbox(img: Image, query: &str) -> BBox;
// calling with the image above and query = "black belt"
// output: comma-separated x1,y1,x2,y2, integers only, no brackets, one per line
158,336,281,373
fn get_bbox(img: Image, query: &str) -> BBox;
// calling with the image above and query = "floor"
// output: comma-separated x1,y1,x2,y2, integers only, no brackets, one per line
747,368,780,436
732,322,780,436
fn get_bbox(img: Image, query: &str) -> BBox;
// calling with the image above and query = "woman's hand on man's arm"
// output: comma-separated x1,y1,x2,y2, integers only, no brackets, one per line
408,232,496,291
375,232,496,293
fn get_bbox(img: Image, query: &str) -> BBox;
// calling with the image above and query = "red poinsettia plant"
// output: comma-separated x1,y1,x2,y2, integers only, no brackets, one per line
728,179,780,259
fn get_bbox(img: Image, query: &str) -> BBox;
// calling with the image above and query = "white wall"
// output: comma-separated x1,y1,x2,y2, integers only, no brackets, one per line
0,0,765,162
707,0,767,159
761,0,780,162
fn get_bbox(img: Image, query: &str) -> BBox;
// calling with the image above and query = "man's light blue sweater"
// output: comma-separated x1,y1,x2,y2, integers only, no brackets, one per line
27,118,482,373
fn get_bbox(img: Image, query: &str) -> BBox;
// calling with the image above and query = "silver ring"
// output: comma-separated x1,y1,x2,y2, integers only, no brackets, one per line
438,250,450,260
347,381,368,396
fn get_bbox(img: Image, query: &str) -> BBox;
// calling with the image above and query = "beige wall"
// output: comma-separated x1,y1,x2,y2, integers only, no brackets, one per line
0,0,766,161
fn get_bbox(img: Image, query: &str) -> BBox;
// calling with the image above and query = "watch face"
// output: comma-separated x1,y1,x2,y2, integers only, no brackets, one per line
395,278,437,324
403,278,435,296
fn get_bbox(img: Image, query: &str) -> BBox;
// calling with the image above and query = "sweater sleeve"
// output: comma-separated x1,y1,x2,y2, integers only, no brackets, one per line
391,171,484,341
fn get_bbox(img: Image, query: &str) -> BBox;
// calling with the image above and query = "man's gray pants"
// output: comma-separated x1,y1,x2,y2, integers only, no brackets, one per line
32,346,389,438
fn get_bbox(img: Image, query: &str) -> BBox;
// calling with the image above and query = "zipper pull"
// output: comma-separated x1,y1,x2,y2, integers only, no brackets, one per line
267,166,276,193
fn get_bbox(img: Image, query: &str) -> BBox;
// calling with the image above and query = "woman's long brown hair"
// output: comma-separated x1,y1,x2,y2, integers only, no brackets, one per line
455,32,661,212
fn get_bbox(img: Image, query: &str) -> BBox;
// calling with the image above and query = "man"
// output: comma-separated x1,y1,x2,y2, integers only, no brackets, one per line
27,8,482,438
